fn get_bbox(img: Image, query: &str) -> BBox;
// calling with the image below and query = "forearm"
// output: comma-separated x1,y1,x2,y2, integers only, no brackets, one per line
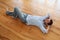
43,26,50,33
46,26,50,32
43,13,50,20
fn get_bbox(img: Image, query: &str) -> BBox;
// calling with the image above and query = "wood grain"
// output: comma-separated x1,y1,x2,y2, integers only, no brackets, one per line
0,0,60,40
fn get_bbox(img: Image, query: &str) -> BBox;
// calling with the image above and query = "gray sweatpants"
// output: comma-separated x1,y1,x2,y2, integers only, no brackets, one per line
6,7,28,23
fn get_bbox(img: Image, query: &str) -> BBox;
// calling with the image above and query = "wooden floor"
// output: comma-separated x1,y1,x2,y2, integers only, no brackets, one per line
0,0,60,40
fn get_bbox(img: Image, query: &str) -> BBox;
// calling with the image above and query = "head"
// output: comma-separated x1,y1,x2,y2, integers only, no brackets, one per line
44,18,53,26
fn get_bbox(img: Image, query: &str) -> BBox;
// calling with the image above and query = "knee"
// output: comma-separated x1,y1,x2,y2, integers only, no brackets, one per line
14,7,18,10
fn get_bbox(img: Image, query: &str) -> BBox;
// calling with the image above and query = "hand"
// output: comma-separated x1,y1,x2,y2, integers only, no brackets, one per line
46,25,51,30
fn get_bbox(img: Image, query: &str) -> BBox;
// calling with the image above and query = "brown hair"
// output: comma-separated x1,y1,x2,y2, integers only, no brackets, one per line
47,19,53,25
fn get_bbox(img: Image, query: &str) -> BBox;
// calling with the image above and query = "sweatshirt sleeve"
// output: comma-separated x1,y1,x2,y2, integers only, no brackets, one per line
38,21,48,33
42,13,50,20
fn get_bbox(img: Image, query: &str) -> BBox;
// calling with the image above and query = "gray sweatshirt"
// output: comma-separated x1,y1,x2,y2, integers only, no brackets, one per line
26,14,50,33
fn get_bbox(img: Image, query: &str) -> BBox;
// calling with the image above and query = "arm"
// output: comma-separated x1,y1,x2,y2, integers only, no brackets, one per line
38,22,50,33
42,13,50,20
46,26,50,32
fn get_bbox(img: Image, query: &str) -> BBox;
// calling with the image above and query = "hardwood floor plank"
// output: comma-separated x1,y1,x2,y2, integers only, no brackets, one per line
0,0,60,40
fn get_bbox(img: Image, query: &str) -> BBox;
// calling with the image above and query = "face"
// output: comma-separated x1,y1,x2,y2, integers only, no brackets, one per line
44,19,50,24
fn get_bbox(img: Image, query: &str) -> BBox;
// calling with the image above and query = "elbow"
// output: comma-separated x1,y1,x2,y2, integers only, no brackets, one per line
44,31,48,34
42,30,48,34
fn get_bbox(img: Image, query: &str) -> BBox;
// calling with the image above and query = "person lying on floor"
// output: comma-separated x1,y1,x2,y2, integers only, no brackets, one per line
6,7,53,34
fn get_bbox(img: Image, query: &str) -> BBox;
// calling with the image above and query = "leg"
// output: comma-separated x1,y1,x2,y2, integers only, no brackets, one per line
6,11,14,16
14,7,28,23
6,8,14,16
6,8,18,18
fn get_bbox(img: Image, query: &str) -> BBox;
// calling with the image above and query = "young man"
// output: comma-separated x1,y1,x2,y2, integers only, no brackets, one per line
6,7,53,33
